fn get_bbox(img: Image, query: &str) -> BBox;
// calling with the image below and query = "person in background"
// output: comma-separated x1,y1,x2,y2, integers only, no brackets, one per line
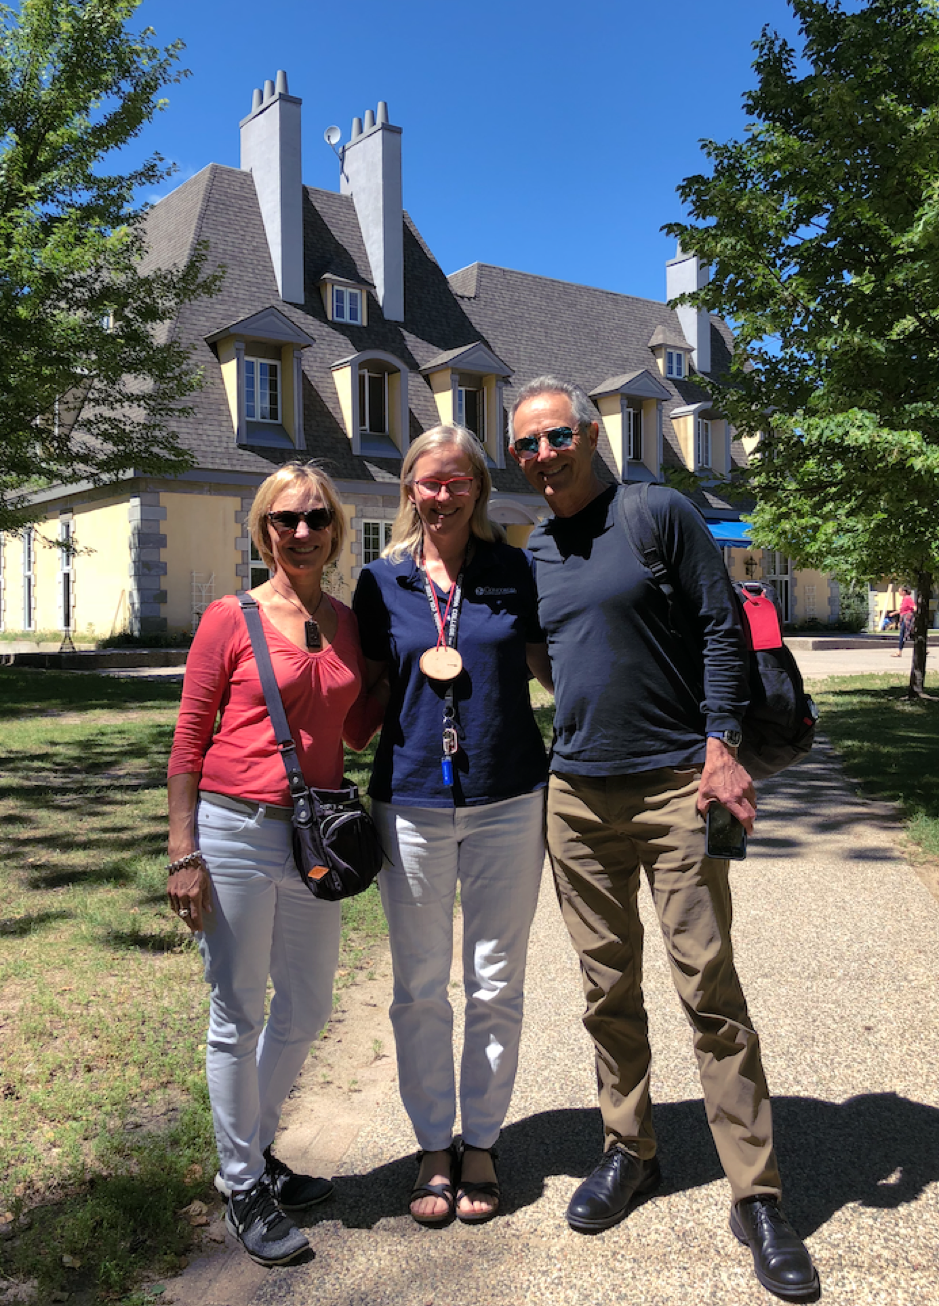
167,462,384,1267
353,424,550,1226
892,586,916,655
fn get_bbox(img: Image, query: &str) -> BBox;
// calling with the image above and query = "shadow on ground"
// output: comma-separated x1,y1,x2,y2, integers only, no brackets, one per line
308,1093,939,1237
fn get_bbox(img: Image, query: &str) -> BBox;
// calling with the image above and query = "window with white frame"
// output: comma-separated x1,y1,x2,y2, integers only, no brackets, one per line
361,520,393,565
765,552,792,622
245,357,280,422
333,286,362,324
249,541,271,589
626,407,642,461
696,418,712,468
359,368,388,434
666,349,685,380
60,518,73,632
22,527,35,631
456,385,486,442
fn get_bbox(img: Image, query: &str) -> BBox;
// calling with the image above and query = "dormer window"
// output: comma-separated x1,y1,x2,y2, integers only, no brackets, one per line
205,307,314,450
333,286,362,324
245,357,280,423
359,368,388,435
666,350,685,380
456,384,486,442
321,276,369,326
626,407,642,461
421,343,512,469
696,417,712,467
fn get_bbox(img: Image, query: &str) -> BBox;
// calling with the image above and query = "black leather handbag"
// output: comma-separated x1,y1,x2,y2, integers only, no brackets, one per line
238,594,383,902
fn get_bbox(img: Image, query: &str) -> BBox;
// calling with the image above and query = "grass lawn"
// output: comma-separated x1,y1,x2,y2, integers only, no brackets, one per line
811,671,939,864
0,667,934,1303
0,668,383,1304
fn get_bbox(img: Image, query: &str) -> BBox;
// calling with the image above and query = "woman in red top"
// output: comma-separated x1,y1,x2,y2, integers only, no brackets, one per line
892,586,916,656
167,462,383,1267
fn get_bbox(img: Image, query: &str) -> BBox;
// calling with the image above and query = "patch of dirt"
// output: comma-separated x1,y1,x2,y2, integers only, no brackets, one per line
160,930,405,1306
907,843,939,904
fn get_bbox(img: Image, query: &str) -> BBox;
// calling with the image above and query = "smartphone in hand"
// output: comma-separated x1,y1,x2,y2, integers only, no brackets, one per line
706,803,748,860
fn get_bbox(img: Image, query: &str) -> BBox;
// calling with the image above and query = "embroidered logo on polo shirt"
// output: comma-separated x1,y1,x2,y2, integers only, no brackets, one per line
475,586,517,596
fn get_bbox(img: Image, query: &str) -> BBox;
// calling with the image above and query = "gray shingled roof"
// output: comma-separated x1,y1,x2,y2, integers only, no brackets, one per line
142,164,743,507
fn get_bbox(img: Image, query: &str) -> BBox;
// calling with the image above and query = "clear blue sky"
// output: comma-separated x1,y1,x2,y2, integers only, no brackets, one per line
133,0,803,303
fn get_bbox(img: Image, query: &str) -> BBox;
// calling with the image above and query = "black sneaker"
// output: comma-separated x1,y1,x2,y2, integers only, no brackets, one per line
225,1178,310,1266
263,1146,334,1211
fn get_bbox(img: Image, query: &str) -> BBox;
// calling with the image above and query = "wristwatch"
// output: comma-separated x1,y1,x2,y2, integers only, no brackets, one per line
707,729,742,751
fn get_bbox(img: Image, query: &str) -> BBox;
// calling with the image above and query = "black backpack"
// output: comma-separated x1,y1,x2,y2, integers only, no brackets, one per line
617,483,818,780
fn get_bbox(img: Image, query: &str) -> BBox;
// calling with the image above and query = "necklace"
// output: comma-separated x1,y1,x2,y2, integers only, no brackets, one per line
269,581,328,650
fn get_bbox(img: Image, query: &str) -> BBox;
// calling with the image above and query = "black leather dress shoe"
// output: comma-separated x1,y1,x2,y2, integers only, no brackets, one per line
566,1145,662,1232
730,1198,820,1302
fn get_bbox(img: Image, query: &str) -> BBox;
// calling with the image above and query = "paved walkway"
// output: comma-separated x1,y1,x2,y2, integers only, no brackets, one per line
164,649,939,1306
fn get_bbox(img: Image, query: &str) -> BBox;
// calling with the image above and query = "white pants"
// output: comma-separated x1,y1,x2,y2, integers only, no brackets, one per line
373,791,545,1152
196,796,341,1191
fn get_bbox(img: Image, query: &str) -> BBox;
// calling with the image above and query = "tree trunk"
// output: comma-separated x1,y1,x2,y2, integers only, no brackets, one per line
907,569,933,698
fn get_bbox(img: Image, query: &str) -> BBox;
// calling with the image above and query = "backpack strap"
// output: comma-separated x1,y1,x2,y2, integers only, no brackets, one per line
617,482,687,634
237,594,316,835
618,482,671,589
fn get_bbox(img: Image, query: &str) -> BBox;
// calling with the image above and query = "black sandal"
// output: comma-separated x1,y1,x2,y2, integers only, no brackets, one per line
408,1146,457,1226
456,1142,500,1224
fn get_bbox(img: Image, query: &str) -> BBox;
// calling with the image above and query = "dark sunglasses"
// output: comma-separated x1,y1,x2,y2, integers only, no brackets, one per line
267,508,333,533
513,426,578,459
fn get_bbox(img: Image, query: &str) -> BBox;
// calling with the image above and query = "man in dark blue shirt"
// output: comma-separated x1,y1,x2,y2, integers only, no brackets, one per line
510,376,817,1304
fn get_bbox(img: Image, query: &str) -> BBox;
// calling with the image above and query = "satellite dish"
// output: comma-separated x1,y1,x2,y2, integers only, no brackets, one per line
324,125,341,147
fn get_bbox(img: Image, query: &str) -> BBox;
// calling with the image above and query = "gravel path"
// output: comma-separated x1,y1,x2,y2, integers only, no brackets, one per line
168,724,939,1306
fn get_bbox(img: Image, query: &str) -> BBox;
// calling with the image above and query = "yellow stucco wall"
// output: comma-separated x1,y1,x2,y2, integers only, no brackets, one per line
428,369,455,427
163,492,242,632
641,400,659,476
790,568,828,624
280,345,296,443
218,340,238,434
672,413,694,467
1,502,132,635
596,396,624,475
333,365,354,440
70,500,134,635
2,532,27,630
505,524,533,548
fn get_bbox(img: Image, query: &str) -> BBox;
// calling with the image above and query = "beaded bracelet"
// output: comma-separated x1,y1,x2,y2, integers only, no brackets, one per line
167,850,207,875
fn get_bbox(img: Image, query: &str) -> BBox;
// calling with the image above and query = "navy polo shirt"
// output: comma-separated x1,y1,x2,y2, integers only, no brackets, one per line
352,540,548,808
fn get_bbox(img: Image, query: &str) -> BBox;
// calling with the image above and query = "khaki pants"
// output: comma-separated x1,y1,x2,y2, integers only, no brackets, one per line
547,768,781,1203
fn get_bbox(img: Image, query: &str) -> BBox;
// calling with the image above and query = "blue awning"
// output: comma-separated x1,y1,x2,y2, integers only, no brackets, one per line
706,519,753,547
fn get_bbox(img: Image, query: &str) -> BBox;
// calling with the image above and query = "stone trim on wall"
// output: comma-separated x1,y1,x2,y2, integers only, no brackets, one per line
128,493,167,635
235,495,254,583
348,492,399,580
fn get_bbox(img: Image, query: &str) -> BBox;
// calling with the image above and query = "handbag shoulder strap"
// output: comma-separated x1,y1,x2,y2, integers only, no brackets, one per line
237,594,314,827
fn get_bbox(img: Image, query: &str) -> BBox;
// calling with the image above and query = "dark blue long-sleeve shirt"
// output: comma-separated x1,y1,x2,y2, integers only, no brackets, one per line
527,484,749,776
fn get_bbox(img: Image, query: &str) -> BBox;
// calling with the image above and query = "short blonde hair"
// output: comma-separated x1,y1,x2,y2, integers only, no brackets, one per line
248,462,345,571
385,425,505,562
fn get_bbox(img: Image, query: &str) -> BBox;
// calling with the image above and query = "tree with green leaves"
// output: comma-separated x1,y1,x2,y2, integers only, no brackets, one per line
667,0,939,697
0,0,219,535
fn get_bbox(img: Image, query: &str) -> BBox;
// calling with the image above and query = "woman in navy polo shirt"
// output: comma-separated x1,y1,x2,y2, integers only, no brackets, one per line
353,424,550,1226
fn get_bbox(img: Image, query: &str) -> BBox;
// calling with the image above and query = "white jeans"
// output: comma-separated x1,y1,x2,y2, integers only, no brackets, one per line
373,791,545,1152
195,795,341,1191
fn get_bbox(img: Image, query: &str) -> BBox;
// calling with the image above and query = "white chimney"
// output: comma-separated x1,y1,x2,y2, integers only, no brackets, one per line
666,243,711,375
240,70,304,304
340,102,404,322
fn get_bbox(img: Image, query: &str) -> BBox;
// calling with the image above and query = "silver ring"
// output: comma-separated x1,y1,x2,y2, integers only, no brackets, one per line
178,908,191,918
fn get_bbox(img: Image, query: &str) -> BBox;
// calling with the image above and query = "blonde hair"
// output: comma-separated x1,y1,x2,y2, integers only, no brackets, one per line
384,425,505,562
248,462,345,571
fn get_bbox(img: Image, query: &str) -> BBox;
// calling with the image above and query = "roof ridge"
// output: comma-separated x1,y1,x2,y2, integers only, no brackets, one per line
459,260,679,311
164,163,220,345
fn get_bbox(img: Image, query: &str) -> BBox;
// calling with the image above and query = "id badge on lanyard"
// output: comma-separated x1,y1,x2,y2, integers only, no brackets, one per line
418,559,464,789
